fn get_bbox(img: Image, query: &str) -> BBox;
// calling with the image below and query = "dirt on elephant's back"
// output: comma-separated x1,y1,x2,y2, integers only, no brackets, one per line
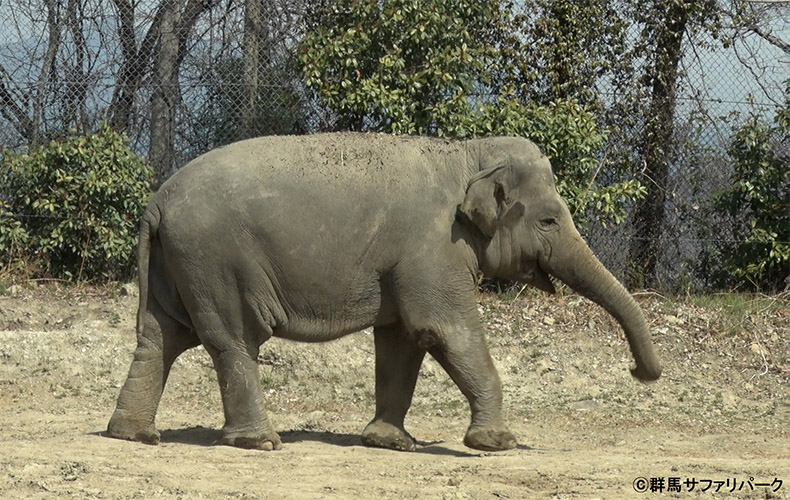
0,285,787,499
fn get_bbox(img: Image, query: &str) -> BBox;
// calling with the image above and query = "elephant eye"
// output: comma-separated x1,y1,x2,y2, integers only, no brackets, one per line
538,217,559,230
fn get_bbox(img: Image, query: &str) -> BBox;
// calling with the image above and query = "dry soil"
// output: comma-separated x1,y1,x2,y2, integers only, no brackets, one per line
0,284,787,499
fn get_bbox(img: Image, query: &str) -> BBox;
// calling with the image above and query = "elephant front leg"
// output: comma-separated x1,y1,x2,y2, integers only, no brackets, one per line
392,264,517,452
361,325,426,452
206,345,282,450
427,324,517,451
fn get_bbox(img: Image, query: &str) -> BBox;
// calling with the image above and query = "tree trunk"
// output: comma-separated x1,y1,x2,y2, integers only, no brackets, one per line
243,0,261,138
148,0,216,184
627,1,689,289
65,0,89,129
0,66,34,139
32,0,61,144
148,1,181,185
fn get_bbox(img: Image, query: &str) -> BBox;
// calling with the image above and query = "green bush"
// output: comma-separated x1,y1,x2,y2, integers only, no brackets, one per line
0,123,153,281
0,200,30,273
707,105,789,291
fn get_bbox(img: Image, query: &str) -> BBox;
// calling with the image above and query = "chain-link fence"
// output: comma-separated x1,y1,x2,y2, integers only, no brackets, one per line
0,0,322,171
588,20,788,291
0,0,787,290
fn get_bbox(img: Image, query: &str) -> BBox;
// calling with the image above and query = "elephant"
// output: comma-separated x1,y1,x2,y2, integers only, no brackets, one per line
107,133,661,452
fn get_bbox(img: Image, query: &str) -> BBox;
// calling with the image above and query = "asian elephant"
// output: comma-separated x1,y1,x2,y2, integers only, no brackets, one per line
107,133,661,452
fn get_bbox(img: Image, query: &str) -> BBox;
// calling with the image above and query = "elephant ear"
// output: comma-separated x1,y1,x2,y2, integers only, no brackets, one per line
459,166,521,238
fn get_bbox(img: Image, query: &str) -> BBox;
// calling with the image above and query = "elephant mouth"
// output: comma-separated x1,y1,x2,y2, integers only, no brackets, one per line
521,262,556,294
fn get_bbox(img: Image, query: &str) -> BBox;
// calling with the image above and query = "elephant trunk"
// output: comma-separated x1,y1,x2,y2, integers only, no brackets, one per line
542,229,662,382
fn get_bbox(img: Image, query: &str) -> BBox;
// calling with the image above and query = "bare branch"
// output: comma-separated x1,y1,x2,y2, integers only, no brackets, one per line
720,1,790,54
109,0,167,131
745,23,790,54
733,36,784,107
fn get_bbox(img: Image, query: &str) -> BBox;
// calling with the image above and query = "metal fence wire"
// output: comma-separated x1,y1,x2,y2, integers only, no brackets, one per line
0,0,787,291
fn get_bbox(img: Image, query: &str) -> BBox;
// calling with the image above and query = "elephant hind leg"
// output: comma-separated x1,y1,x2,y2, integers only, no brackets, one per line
107,296,198,444
361,324,425,452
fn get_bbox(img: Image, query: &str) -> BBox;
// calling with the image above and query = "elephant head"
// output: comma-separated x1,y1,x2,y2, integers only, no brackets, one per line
459,137,662,382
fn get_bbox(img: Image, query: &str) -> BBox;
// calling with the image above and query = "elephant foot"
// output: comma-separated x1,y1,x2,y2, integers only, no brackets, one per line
361,420,417,452
463,426,517,451
106,412,161,445
218,429,282,451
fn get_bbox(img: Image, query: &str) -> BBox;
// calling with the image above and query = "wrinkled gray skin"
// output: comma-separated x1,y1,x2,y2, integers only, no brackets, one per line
108,133,661,452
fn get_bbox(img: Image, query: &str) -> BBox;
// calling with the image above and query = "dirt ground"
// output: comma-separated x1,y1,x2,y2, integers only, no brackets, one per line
0,283,787,499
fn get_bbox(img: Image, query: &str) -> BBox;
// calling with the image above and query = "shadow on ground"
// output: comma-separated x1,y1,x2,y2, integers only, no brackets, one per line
100,426,499,457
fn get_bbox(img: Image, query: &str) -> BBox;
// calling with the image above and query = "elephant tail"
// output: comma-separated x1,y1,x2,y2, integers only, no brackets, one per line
136,203,161,333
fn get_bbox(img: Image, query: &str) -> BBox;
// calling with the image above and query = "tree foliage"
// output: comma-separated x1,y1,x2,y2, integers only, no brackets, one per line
300,0,644,228
301,0,506,135
706,86,789,291
503,0,630,108
0,124,152,281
